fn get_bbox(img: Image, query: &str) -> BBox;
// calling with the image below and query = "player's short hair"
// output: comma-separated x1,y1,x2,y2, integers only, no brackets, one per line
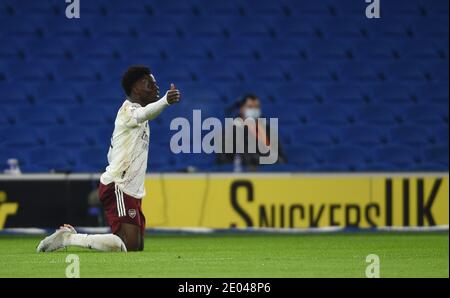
121,65,151,96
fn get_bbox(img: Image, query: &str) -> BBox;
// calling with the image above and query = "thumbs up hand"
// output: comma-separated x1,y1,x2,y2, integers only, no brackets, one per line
166,83,181,104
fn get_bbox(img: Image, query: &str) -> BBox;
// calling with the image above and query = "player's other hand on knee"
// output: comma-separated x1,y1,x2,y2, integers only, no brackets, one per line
166,83,181,104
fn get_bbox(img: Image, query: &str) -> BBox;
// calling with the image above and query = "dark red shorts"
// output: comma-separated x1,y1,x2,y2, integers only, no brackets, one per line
98,182,146,239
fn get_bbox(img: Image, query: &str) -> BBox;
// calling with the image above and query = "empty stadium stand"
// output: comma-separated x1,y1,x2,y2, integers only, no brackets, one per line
0,0,448,172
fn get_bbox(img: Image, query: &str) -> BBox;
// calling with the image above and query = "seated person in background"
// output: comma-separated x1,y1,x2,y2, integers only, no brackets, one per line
216,94,286,171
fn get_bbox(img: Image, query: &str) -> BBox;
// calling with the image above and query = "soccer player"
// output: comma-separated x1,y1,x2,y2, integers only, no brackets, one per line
37,65,181,252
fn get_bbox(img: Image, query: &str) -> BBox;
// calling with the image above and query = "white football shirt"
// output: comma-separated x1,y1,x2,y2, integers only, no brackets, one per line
100,96,169,198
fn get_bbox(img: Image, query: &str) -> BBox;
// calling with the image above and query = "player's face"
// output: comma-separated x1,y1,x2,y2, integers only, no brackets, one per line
136,74,160,105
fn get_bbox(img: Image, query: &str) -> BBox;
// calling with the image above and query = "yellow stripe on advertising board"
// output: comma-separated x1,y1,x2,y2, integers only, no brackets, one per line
142,174,449,228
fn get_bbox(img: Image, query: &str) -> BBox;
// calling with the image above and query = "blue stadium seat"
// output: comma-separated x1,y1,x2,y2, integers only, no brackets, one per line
34,83,79,105
6,62,50,82
383,62,428,82
107,0,150,17
0,39,23,61
165,40,209,61
66,106,109,126
382,0,422,16
370,83,414,104
73,41,118,61
24,39,68,61
175,153,216,170
148,0,196,16
183,17,227,39
403,104,448,125
273,18,320,39
80,82,123,105
123,42,164,61
148,144,175,167
398,40,443,61
196,62,241,83
310,164,357,172
426,62,449,82
365,17,411,39
196,0,241,16
336,62,381,83
181,84,223,104
373,145,419,168
389,125,432,146
265,107,298,124
5,0,57,16
136,17,181,39
74,147,108,172
240,0,285,17
291,125,336,146
152,62,196,83
432,126,449,146
211,39,257,61
91,126,113,150
420,0,449,17
12,106,61,126
0,83,30,105
218,82,272,105
148,122,172,146
65,0,105,16
339,125,386,146
322,83,365,104
422,146,449,165
287,62,335,82
302,105,352,125
352,40,396,61
0,108,12,126
227,18,273,39
284,0,333,16
53,62,99,82
414,83,449,103
412,162,448,172
44,126,93,148
322,18,367,39
284,145,319,168
333,0,368,16
306,40,352,61
410,18,448,39
0,18,43,38
0,127,41,148
274,83,320,105
321,145,368,169
358,162,401,172
354,105,401,125
243,62,286,82
86,17,135,39
44,18,89,39
256,164,298,172
258,40,301,61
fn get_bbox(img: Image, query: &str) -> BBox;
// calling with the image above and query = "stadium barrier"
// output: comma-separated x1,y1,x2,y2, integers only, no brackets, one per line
0,173,448,231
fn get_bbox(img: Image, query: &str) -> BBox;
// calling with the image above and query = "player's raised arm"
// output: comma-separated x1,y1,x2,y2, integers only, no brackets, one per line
132,83,181,123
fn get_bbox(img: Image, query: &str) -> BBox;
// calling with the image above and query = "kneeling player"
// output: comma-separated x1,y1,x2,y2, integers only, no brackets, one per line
37,65,181,252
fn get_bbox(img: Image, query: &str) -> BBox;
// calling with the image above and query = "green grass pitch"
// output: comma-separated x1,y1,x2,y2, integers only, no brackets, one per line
0,232,448,278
